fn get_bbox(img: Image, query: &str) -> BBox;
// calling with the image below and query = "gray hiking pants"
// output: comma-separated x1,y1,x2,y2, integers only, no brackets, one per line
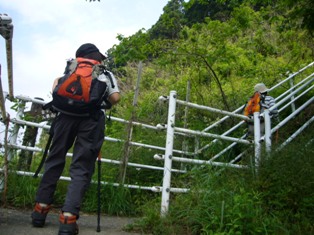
35,111,105,216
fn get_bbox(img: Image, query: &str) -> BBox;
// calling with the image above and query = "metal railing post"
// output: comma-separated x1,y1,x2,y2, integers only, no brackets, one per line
0,65,7,120
264,110,272,154
161,91,176,216
253,112,261,168
8,99,25,161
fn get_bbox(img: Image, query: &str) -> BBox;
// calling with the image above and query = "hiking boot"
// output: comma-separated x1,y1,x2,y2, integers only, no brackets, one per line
31,203,51,227
58,213,79,235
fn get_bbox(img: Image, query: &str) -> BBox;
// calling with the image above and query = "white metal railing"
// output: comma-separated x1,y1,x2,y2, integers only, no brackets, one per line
158,61,314,214
0,61,313,217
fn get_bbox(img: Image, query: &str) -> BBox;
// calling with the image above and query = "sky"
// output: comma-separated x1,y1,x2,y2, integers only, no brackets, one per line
0,0,169,102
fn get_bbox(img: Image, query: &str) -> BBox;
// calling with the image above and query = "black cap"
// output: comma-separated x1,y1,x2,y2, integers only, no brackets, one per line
75,43,107,59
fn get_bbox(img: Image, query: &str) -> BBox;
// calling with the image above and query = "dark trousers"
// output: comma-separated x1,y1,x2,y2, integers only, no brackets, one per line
35,112,105,216
248,122,265,137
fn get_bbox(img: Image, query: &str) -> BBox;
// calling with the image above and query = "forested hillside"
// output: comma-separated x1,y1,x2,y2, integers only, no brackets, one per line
106,0,313,123
100,1,314,234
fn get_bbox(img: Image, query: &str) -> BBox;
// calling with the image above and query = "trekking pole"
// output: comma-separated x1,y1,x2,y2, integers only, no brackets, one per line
96,102,111,232
96,152,101,232
33,134,52,178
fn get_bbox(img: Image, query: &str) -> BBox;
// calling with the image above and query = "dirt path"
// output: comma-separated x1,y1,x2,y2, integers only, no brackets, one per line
0,207,144,235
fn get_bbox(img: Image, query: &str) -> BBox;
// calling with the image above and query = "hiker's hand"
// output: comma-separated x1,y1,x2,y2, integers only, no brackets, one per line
101,98,112,110
42,102,57,113
246,117,254,124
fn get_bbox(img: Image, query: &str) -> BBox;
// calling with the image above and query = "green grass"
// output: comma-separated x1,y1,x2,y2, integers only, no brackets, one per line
128,130,314,234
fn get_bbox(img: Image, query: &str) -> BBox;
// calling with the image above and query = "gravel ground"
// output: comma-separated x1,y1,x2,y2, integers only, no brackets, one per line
0,207,145,235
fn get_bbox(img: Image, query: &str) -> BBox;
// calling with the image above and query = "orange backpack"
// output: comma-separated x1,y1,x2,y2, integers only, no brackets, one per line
52,58,113,116
243,91,261,117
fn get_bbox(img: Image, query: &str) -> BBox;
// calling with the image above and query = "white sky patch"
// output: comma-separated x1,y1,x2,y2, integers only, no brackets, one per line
0,0,169,101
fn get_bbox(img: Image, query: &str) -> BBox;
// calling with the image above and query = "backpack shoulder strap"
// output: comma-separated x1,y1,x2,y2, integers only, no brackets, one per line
33,115,58,178
63,58,78,75
104,70,115,89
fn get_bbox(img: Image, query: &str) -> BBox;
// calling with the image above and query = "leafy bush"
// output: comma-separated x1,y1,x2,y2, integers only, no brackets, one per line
132,130,314,234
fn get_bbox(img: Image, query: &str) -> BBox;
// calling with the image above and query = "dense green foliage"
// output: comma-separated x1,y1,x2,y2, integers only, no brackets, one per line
124,124,314,234
130,137,314,234
108,0,313,118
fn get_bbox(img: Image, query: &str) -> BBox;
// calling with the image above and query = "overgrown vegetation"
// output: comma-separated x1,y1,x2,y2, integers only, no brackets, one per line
126,131,314,234
109,0,313,118
1,0,314,234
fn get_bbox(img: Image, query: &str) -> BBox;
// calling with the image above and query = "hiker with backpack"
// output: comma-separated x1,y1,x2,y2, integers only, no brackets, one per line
31,43,120,235
244,83,279,138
